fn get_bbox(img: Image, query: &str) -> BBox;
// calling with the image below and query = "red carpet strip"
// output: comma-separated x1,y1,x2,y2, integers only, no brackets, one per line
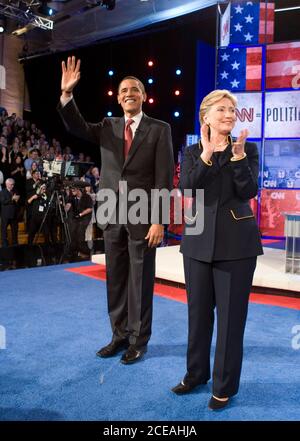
66,264,300,310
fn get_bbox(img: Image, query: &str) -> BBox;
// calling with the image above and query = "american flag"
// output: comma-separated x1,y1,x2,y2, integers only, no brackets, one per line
230,1,274,45
217,46,262,91
266,42,300,89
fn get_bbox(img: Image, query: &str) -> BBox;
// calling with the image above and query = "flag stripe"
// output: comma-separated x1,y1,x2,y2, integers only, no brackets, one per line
246,78,262,90
246,47,262,88
266,75,296,89
268,42,300,50
266,42,300,88
266,48,300,62
266,60,299,77
259,1,275,43
246,65,262,80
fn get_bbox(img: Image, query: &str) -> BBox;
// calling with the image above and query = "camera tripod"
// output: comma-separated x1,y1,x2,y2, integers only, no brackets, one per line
34,189,71,245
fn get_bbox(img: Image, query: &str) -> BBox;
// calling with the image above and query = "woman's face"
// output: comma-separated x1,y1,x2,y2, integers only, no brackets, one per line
204,97,237,135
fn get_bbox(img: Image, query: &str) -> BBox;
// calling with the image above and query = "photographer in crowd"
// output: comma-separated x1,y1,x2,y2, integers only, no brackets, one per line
65,181,93,251
26,182,52,244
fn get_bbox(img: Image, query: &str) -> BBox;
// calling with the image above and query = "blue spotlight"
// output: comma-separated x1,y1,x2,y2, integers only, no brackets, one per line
108,70,114,76
148,78,154,84
107,111,112,117
176,69,182,76
174,111,180,118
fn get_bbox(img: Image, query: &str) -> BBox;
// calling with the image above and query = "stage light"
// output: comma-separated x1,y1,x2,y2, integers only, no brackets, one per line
108,70,114,76
176,69,182,75
148,78,154,84
174,111,180,117
100,0,116,11
0,26,4,33
108,90,113,96
38,1,57,16
174,90,180,96
148,60,154,67
107,111,112,117
148,98,154,104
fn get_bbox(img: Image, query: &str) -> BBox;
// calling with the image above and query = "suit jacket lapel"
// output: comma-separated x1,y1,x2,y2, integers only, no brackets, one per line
122,114,151,171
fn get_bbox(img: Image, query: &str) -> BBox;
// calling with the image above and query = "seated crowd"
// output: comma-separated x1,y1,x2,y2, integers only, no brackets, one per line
0,109,101,249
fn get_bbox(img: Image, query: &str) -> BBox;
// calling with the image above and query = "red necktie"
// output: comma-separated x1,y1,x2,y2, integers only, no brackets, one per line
124,118,134,159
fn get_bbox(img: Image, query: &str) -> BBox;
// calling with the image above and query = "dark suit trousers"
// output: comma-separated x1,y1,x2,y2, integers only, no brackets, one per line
183,256,257,398
1,217,18,247
103,223,156,349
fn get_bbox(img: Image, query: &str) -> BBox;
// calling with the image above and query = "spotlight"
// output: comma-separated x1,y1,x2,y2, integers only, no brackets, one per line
100,0,116,10
108,70,114,76
174,90,180,96
148,78,154,84
107,111,113,117
38,1,57,16
148,98,154,104
0,17,5,33
176,69,182,75
107,90,113,96
148,60,154,67
174,111,180,117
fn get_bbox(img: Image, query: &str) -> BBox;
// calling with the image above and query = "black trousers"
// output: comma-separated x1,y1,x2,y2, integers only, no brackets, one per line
1,217,18,247
103,223,156,348
183,256,257,398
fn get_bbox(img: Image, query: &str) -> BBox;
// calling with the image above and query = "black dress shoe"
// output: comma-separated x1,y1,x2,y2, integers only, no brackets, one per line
171,380,207,395
96,340,128,358
208,396,230,410
120,346,147,364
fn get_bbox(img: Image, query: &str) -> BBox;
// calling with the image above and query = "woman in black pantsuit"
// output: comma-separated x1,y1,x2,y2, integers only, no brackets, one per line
172,90,263,410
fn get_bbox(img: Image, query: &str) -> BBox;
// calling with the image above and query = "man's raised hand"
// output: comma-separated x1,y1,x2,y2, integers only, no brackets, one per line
61,56,81,94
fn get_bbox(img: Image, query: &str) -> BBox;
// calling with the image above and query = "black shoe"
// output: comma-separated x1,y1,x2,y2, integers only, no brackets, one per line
171,380,207,395
120,346,147,364
96,340,128,358
208,396,230,410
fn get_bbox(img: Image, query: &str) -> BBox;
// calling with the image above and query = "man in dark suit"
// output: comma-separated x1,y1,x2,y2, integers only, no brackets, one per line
58,56,174,364
0,178,20,247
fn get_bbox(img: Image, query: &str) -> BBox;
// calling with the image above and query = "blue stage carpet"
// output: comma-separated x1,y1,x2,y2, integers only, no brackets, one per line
0,263,299,421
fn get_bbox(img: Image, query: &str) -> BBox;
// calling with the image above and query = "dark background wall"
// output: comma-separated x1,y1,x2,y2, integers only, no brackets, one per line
22,7,216,165
21,1,300,167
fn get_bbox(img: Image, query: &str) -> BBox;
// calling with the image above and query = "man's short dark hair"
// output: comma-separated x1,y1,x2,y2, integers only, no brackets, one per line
118,76,146,94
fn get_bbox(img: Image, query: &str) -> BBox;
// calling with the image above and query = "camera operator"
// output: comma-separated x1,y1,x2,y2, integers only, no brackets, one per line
65,182,93,250
26,182,52,244
26,169,42,232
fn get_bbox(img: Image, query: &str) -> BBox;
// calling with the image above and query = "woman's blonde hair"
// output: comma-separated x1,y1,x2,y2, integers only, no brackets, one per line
199,89,238,125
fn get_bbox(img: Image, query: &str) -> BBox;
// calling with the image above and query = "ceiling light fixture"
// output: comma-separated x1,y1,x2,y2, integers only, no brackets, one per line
100,0,116,10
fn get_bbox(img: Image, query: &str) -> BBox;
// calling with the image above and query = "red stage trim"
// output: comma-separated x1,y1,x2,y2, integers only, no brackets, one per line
66,264,300,310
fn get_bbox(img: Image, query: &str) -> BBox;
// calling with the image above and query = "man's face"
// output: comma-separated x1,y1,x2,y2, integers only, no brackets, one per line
6,181,14,192
117,79,146,117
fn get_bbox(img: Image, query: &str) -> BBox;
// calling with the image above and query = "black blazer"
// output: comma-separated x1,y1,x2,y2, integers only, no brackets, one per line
58,99,174,239
0,188,18,220
179,141,263,262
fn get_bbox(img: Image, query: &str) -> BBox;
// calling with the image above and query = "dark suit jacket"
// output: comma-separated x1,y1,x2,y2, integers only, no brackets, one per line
0,188,18,220
179,141,263,262
58,99,174,239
